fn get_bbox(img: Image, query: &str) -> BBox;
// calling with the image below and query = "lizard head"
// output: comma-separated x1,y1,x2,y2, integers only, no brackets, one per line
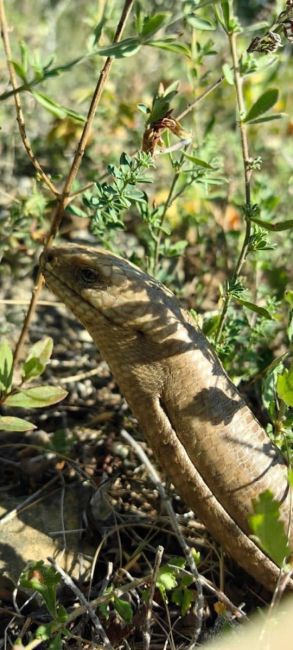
40,245,183,338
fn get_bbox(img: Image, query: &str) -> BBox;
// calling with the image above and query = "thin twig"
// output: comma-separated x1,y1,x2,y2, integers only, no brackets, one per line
176,74,225,122
0,299,62,306
215,31,252,344
12,0,134,364
152,149,188,275
47,557,114,649
0,474,60,526
0,0,59,196
143,545,164,650
120,429,204,649
66,573,154,624
59,366,102,384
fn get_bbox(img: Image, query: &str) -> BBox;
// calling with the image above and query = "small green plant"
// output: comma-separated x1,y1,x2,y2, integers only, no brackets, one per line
249,490,290,567
155,553,201,616
0,337,67,432
16,561,69,650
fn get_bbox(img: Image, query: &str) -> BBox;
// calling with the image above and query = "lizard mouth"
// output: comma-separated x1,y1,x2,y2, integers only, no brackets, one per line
40,251,112,329
40,255,90,311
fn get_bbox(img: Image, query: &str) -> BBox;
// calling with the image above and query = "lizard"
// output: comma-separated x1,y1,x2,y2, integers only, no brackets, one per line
40,244,293,592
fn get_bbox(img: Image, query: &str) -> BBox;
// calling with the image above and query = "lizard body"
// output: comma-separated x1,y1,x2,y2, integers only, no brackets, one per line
40,245,293,591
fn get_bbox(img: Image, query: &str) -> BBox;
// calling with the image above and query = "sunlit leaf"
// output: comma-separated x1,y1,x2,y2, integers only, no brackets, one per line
277,366,293,407
22,337,53,381
5,386,68,408
186,15,216,30
222,63,234,85
157,566,178,592
0,416,36,432
249,490,290,567
284,290,293,308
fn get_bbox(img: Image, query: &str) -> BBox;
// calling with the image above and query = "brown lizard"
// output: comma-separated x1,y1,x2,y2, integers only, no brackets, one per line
40,244,293,592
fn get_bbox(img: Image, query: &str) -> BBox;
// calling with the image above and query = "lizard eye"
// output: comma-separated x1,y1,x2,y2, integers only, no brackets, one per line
79,267,101,285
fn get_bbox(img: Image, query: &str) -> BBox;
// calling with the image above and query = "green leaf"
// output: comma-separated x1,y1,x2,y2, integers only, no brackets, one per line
221,1,230,27
249,113,286,125
0,340,13,393
161,239,188,257
250,216,293,232
277,366,293,407
114,597,133,623
249,490,290,566
22,337,53,381
32,91,85,123
0,416,36,432
20,561,61,617
67,204,88,218
157,566,178,592
5,386,68,408
182,152,214,169
186,15,216,30
234,298,273,320
32,91,66,119
96,37,141,58
172,587,195,616
284,290,293,308
147,39,191,57
137,103,150,115
19,41,29,75
48,633,63,650
222,63,234,85
194,0,217,7
11,60,27,82
140,13,170,39
22,358,44,382
243,88,279,123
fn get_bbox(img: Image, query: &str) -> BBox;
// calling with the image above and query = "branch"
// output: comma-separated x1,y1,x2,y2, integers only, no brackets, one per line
0,0,59,196
12,0,134,364
215,30,252,344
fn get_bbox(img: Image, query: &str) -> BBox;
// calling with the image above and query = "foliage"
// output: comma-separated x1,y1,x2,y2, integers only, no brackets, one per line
249,490,290,567
0,338,67,432
0,0,293,643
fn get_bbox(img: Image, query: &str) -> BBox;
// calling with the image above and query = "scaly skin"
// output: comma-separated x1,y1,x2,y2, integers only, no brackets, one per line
40,244,293,591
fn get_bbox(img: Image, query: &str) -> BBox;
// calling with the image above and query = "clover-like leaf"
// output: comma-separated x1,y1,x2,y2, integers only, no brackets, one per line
249,490,290,567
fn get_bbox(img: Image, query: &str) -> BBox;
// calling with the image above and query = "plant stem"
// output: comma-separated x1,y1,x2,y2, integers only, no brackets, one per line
176,73,225,122
215,29,253,344
12,0,134,364
152,151,187,274
0,0,59,196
